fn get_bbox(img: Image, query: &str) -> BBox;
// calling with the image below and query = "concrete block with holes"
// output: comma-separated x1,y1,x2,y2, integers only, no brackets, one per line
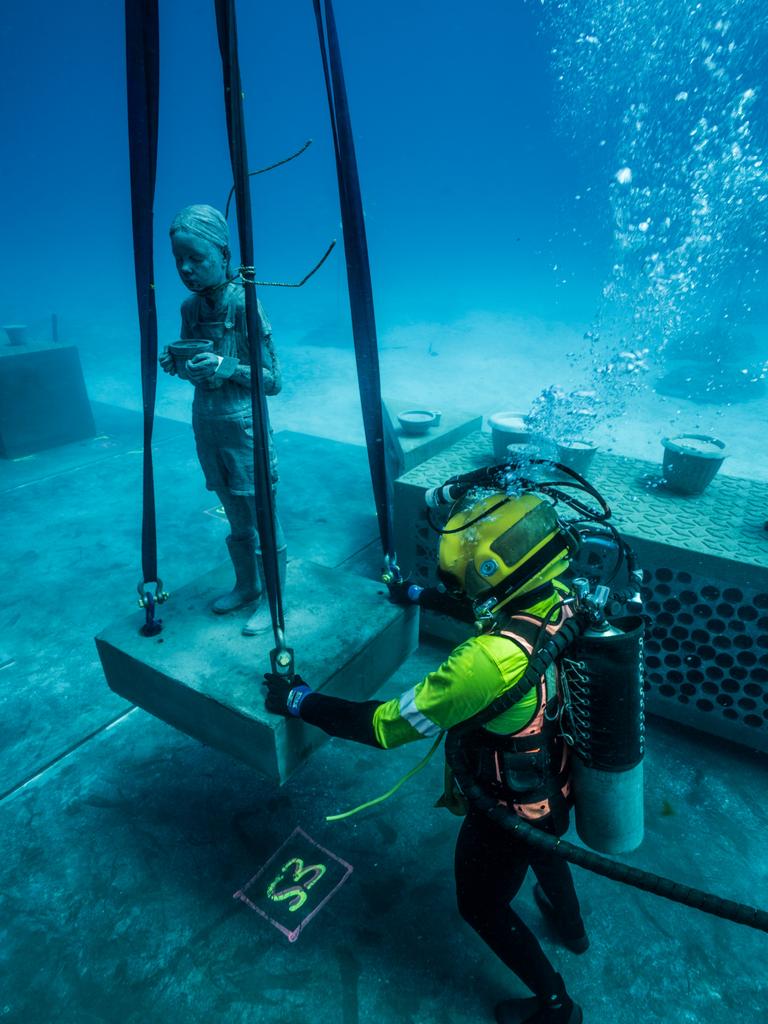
392,431,768,752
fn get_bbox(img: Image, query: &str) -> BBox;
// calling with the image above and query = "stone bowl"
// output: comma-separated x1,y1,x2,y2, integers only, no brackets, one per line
488,411,530,459
168,340,213,380
397,409,441,435
556,438,599,477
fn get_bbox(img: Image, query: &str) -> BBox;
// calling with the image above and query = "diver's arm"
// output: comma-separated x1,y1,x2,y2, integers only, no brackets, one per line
264,639,513,750
387,580,475,623
299,693,384,747
263,673,384,746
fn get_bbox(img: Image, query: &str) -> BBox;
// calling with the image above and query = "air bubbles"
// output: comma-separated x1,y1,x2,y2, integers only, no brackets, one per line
615,167,633,185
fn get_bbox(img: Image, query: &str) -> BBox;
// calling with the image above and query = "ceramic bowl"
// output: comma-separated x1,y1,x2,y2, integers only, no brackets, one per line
397,409,441,435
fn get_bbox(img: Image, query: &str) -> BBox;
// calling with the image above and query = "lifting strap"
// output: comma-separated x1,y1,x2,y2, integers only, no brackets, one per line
213,0,291,671
312,0,397,569
125,0,164,635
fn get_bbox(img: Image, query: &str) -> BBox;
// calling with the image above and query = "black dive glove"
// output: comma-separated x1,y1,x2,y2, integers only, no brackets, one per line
263,673,313,718
386,580,475,624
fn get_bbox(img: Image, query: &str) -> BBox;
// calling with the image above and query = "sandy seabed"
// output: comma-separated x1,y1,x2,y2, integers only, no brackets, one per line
75,309,768,483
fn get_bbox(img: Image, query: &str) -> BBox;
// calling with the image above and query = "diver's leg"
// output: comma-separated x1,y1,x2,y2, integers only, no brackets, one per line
530,852,588,952
455,811,581,1023
211,491,261,613
529,803,588,953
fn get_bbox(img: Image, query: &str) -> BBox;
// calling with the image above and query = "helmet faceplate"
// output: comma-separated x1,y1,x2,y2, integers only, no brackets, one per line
437,491,569,607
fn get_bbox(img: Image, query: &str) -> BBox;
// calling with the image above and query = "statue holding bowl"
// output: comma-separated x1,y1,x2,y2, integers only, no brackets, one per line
159,204,285,635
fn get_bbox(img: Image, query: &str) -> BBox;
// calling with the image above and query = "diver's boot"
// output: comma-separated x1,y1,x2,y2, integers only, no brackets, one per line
242,546,287,636
495,975,582,1024
212,534,261,614
533,884,589,955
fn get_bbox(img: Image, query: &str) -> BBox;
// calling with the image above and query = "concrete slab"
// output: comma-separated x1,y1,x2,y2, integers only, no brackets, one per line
0,401,188,491
382,396,482,478
96,559,418,782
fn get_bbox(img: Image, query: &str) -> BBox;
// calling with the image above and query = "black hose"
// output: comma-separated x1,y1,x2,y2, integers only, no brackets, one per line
445,730,768,934
452,615,585,737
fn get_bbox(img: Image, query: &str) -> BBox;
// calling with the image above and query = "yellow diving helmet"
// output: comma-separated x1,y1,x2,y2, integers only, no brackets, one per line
437,490,570,618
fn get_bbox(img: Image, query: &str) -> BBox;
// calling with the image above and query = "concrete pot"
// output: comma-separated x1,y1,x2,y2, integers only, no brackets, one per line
556,439,599,476
397,409,441,435
661,434,726,495
488,411,530,459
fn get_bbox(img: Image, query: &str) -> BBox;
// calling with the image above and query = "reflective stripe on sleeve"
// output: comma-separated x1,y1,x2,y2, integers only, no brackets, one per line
398,686,442,738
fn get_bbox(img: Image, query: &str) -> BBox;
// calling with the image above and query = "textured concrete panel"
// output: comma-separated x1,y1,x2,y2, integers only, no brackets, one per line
392,432,768,752
96,559,418,782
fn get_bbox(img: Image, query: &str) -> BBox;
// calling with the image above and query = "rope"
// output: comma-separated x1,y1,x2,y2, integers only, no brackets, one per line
224,139,313,219
124,0,165,625
312,0,396,567
326,733,445,821
214,0,290,667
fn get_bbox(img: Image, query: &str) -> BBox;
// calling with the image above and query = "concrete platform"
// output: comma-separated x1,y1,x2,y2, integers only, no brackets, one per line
96,559,418,783
0,407,380,798
382,396,482,478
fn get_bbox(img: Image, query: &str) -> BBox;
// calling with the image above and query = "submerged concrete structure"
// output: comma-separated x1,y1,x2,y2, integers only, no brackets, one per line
2,405,767,1024
0,343,95,458
394,432,768,755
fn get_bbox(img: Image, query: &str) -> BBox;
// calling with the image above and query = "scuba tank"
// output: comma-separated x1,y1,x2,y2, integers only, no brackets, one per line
563,581,645,854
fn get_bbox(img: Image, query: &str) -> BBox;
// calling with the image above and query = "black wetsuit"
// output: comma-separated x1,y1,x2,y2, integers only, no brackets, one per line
454,804,584,998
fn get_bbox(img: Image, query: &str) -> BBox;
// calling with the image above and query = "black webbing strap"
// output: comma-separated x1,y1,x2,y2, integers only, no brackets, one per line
125,0,164,635
213,0,290,668
312,0,396,567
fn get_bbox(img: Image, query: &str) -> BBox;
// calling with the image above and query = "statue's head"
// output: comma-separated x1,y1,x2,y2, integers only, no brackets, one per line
170,205,231,293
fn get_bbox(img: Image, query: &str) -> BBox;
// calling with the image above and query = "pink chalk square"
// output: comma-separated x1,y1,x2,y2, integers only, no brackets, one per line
233,827,353,943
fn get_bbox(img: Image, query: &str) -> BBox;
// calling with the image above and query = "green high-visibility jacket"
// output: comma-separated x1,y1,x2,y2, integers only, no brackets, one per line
372,587,566,749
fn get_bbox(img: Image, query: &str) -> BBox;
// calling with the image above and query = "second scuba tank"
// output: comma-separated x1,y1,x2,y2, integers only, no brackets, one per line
563,613,646,855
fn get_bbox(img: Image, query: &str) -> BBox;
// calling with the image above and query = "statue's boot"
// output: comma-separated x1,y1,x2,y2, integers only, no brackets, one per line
242,546,287,635
212,533,261,614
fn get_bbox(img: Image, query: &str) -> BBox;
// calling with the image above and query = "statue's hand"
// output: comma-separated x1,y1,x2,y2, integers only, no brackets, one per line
186,352,222,382
159,348,177,375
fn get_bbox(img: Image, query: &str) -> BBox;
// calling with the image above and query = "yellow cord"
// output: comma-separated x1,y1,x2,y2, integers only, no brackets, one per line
325,732,445,822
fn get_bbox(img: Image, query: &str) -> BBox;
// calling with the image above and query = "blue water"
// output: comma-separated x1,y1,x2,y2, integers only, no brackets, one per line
1,1,614,336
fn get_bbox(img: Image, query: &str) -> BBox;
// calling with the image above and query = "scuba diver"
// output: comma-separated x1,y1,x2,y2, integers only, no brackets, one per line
264,477,596,1024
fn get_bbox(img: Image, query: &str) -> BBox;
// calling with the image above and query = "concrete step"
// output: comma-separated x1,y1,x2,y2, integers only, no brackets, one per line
96,558,418,783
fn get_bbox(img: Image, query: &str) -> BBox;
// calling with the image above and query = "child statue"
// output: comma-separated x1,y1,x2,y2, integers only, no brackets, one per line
159,204,285,635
